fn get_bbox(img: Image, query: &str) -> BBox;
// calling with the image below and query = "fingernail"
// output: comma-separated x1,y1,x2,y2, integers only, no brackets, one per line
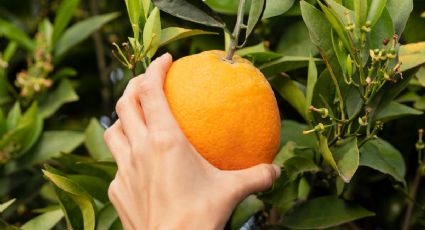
272,164,281,178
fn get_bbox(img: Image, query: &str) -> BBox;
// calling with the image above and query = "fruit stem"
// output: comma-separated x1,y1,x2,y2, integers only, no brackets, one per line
225,0,246,62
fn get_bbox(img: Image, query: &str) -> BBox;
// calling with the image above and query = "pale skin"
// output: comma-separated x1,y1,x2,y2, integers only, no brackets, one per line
104,53,281,229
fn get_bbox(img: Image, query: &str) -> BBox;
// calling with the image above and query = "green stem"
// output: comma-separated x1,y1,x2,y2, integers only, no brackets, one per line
322,54,346,120
225,0,246,62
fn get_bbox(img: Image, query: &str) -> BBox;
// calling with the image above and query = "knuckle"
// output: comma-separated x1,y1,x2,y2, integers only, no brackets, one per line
103,128,113,143
150,131,180,150
259,164,275,189
138,79,154,96
108,179,119,201
115,97,126,114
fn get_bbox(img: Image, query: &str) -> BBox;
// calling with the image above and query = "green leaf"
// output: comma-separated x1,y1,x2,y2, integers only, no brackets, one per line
159,27,216,47
3,41,18,62
369,8,394,50
38,19,53,48
39,79,79,118
280,120,316,148
354,0,367,28
263,0,295,19
306,54,318,111
320,136,359,183
284,156,320,180
124,0,142,40
300,1,335,67
204,0,239,14
367,0,387,26
0,198,15,213
143,7,161,58
317,1,352,55
277,21,318,57
375,101,423,121
142,0,151,20
242,52,283,65
68,175,109,202
270,76,307,121
0,219,20,230
246,0,265,39
282,196,374,229
236,42,266,56
52,0,81,45
399,41,425,72
21,209,64,230
0,110,6,136
43,170,95,230
259,173,299,212
273,141,297,167
19,131,84,166
386,0,413,34
153,0,225,28
6,102,21,130
359,138,406,183
96,203,120,230
2,103,43,156
84,118,112,160
414,95,425,111
55,12,119,57
0,19,35,51
230,195,263,230
259,56,318,77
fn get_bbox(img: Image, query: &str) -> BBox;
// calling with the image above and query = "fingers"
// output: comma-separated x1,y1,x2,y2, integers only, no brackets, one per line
232,164,281,198
138,53,180,132
104,120,131,166
115,76,148,143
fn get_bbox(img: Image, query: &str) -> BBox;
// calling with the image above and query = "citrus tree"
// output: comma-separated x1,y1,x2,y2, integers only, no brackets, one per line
1,0,425,229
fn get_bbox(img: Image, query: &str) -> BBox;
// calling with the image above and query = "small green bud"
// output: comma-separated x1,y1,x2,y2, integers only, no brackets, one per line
358,116,368,126
346,55,353,78
387,49,396,59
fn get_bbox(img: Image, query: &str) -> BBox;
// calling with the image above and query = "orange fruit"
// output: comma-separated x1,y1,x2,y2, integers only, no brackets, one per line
164,50,281,170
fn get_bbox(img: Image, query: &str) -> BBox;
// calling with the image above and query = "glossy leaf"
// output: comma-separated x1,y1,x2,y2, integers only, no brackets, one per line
230,195,263,230
317,1,351,55
52,0,81,45
96,203,120,230
369,8,394,50
1,103,43,157
246,0,265,40
153,0,225,28
367,0,387,26
280,120,317,148
55,12,119,57
386,0,413,34
354,0,367,28
6,102,21,130
159,27,216,47
374,101,422,121
360,138,406,184
273,141,297,167
270,76,307,121
124,0,142,40
0,198,15,213
21,209,63,230
259,56,317,77
68,175,109,202
263,0,295,19
84,118,112,161
399,41,425,71
320,136,359,183
43,170,95,230
39,79,79,118
284,156,320,180
19,131,84,166
277,21,318,57
143,7,161,58
0,19,35,51
282,196,374,228
300,1,335,64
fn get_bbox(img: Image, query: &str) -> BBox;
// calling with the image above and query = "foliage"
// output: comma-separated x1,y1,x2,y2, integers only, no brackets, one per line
0,0,424,229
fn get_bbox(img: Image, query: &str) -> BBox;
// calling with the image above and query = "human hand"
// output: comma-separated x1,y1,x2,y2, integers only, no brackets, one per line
104,53,281,230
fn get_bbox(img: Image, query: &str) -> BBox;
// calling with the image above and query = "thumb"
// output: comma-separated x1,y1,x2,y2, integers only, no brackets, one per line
232,163,281,197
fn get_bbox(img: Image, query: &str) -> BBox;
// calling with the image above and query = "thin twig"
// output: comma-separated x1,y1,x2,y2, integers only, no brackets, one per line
225,0,246,62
